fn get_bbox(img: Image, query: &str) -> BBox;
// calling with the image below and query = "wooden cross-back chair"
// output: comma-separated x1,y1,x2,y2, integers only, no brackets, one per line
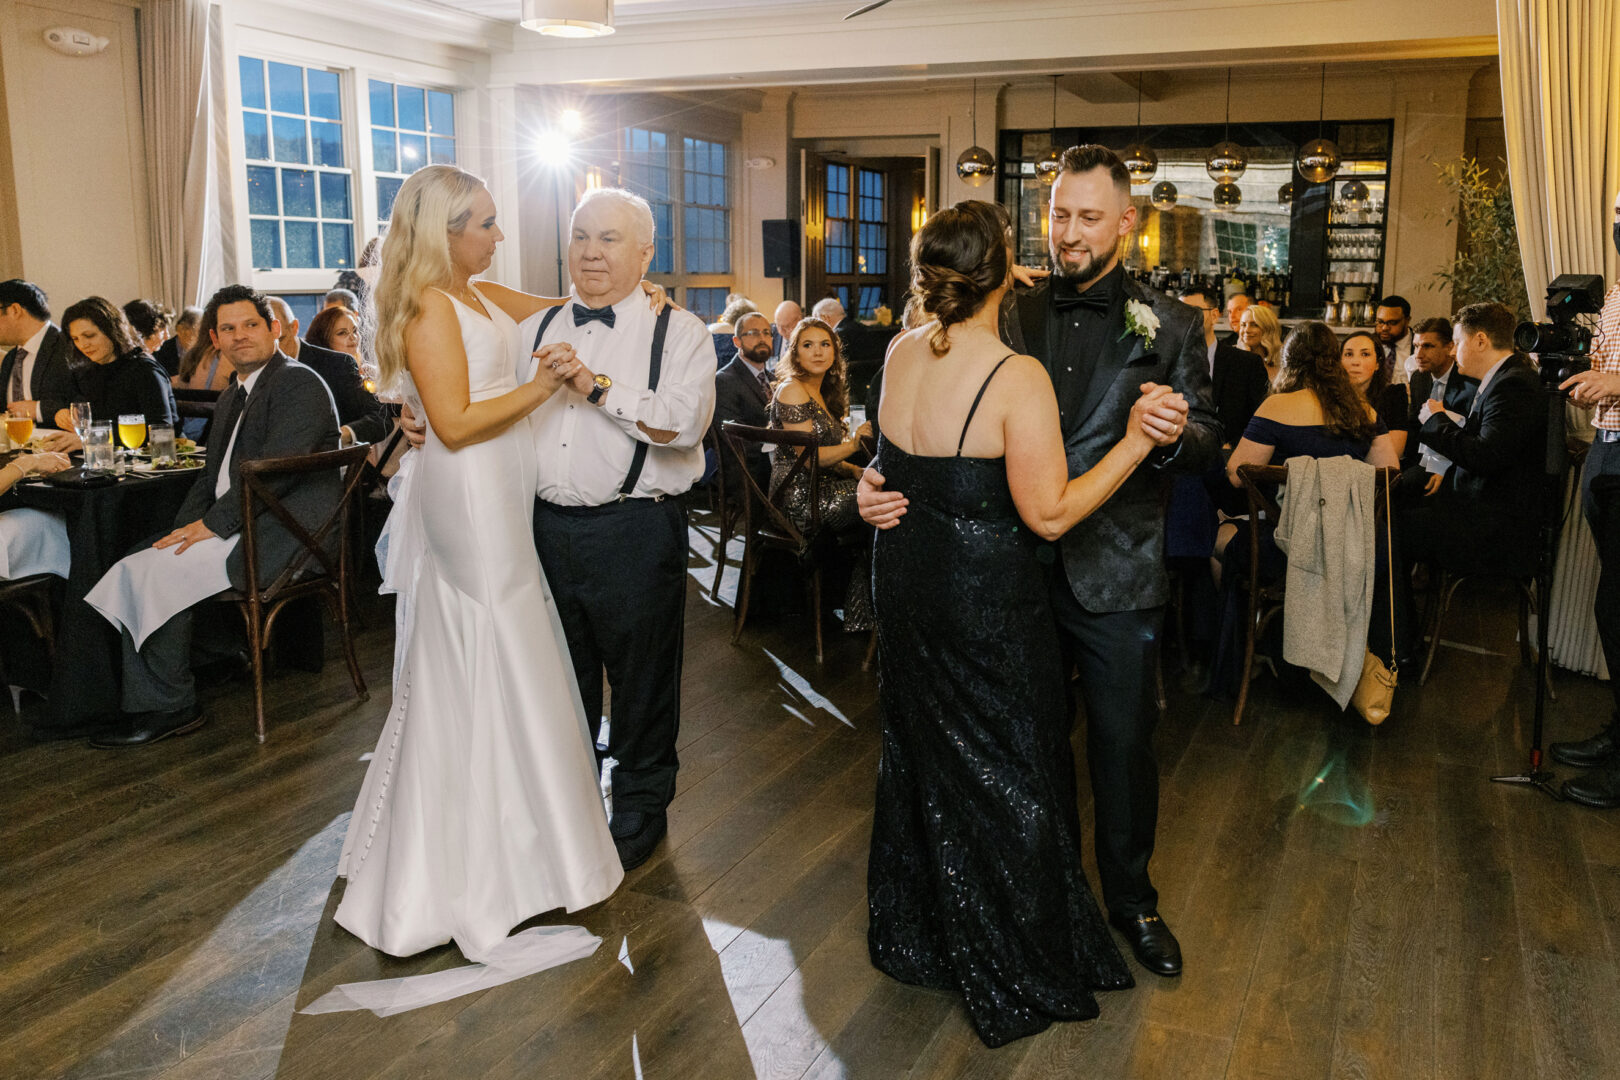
216,443,372,741
702,425,743,601
1231,462,1400,725
720,421,838,662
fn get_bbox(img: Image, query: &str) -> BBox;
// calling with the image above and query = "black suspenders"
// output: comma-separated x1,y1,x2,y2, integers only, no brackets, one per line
533,304,674,500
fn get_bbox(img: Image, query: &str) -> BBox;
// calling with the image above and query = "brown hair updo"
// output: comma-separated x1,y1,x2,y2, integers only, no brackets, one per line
908,199,1011,356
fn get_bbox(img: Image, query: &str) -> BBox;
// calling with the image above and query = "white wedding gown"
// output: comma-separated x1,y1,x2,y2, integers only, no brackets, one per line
307,288,623,1016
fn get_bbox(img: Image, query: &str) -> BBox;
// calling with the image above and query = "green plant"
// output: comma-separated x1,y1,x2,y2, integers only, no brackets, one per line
1432,156,1532,320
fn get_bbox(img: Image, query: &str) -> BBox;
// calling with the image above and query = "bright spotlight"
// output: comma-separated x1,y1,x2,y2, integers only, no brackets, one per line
535,128,572,167
560,108,584,133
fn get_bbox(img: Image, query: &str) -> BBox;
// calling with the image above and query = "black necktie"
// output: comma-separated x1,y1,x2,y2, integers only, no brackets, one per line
1052,288,1111,314
5,347,24,402
572,303,615,329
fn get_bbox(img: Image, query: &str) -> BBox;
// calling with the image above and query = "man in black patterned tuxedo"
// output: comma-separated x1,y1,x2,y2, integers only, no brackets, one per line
859,146,1220,977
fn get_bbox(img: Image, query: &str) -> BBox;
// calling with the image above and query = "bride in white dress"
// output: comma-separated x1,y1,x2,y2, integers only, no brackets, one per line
306,165,633,1015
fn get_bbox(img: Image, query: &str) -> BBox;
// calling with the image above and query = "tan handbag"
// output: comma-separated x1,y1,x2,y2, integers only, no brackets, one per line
1352,468,1397,725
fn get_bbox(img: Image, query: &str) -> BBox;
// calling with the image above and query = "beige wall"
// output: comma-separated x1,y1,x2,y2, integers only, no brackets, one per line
0,0,151,311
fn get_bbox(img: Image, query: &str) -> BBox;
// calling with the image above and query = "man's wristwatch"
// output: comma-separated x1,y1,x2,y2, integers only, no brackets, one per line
586,373,612,405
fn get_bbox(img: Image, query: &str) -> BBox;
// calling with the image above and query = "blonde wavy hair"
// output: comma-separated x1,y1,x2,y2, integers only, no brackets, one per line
371,164,487,393
1241,303,1284,368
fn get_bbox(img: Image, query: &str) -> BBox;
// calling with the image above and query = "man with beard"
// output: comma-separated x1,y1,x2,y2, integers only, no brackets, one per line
711,309,776,494
1375,294,1414,383
858,145,1220,977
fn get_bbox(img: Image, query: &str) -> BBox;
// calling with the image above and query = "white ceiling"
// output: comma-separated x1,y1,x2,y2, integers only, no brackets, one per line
438,0,889,21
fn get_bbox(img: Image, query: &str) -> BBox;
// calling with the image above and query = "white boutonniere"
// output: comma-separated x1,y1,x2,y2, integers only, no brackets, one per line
1122,298,1160,349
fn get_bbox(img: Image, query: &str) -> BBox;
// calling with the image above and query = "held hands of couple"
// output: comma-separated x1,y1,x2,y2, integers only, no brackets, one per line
1132,382,1188,450
155,519,216,556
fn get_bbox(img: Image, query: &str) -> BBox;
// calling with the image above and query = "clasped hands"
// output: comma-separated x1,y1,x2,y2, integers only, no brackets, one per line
531,342,599,397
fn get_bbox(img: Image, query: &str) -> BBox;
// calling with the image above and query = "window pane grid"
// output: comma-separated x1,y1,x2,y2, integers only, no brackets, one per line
624,127,674,274
240,56,354,270
682,137,729,275
369,79,456,223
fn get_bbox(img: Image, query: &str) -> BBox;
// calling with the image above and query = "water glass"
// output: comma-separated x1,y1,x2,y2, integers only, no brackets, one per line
85,421,115,472
69,401,93,442
149,424,176,466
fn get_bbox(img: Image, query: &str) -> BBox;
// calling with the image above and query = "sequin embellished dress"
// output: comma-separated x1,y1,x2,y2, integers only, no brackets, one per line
867,387,1132,1047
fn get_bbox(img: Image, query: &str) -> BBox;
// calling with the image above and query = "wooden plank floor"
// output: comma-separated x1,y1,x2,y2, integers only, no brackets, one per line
4,520,1620,1079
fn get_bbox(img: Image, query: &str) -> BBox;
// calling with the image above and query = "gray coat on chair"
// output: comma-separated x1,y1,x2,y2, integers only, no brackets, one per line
174,351,342,590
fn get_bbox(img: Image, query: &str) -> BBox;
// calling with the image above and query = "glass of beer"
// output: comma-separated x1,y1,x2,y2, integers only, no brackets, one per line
117,413,147,452
6,404,33,450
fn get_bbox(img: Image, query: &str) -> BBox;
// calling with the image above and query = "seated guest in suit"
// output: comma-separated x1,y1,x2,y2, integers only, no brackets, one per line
771,300,802,360
0,279,77,429
1180,284,1271,445
711,310,775,496
1403,316,1477,475
1376,294,1415,384
1395,302,1547,650
708,296,759,364
1207,322,1399,695
83,285,341,747
54,297,178,432
153,306,202,378
1341,330,1410,455
268,297,388,448
122,299,171,356
1222,292,1251,343
1238,303,1283,386
305,305,362,361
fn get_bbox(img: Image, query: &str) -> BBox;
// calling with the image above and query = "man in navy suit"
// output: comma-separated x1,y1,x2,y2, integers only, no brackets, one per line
711,310,774,496
0,279,76,429
268,296,389,447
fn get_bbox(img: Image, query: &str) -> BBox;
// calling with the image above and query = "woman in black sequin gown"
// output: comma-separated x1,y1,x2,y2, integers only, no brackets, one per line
768,317,875,630
866,201,1175,1047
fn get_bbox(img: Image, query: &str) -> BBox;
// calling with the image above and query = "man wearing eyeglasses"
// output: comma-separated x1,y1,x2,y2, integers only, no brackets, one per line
711,310,775,495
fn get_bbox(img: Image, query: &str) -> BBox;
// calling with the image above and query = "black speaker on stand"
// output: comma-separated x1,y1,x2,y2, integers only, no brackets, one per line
762,219,798,279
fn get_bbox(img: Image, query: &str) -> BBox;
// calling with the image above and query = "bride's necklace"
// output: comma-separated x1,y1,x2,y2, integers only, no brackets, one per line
449,281,481,307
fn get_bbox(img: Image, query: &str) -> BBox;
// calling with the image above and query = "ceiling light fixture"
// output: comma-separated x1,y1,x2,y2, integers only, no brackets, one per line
1150,181,1178,211
1205,68,1246,184
1122,72,1157,185
1035,76,1062,186
956,78,995,187
521,0,615,38
1295,63,1342,184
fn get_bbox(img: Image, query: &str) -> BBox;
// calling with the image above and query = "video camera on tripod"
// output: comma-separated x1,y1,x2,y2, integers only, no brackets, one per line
1515,273,1606,382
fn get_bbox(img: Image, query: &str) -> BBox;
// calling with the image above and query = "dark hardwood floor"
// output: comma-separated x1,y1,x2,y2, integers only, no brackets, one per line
3,519,1618,1079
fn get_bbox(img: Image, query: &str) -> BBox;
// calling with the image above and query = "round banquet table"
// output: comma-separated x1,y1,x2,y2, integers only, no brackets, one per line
1,460,200,735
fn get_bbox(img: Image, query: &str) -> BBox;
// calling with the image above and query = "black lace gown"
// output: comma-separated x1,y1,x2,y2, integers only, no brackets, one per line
867,436,1133,1048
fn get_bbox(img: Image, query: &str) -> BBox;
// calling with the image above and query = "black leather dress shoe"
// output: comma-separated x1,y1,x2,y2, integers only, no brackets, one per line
90,707,206,749
1111,911,1183,977
1551,720,1620,769
609,810,667,871
1563,762,1620,809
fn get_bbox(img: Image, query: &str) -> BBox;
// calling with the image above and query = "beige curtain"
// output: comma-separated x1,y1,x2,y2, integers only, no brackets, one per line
1497,0,1620,303
137,0,217,308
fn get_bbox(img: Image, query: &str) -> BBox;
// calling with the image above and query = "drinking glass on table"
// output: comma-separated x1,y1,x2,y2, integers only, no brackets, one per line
6,403,33,450
85,421,115,471
69,401,93,442
148,424,175,466
117,413,147,453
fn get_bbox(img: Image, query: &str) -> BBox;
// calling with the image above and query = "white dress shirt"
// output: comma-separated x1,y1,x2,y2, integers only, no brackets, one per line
521,294,717,506
6,322,49,414
216,365,265,498
1393,335,1415,384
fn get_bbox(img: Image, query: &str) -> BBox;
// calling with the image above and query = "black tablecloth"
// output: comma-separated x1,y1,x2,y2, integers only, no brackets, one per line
3,465,197,733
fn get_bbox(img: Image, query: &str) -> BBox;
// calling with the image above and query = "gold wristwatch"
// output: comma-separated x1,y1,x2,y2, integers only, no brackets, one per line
586,373,612,404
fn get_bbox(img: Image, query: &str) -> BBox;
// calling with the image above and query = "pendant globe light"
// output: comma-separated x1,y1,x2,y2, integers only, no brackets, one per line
1151,181,1179,210
1341,178,1370,210
1212,182,1243,211
1121,73,1158,185
1034,76,1062,186
1277,181,1295,206
956,79,996,187
1205,68,1246,184
1295,63,1342,184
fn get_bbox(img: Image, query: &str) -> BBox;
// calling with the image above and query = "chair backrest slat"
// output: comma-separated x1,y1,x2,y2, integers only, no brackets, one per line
239,443,372,601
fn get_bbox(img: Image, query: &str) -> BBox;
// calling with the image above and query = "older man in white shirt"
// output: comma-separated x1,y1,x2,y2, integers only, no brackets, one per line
521,187,716,870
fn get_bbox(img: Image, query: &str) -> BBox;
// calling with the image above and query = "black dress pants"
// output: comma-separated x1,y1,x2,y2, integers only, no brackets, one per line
1049,557,1163,919
1584,438,1620,716
534,497,687,818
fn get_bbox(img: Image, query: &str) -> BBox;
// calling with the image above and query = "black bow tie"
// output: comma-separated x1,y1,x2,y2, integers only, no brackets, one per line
1052,287,1112,314
572,303,616,329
